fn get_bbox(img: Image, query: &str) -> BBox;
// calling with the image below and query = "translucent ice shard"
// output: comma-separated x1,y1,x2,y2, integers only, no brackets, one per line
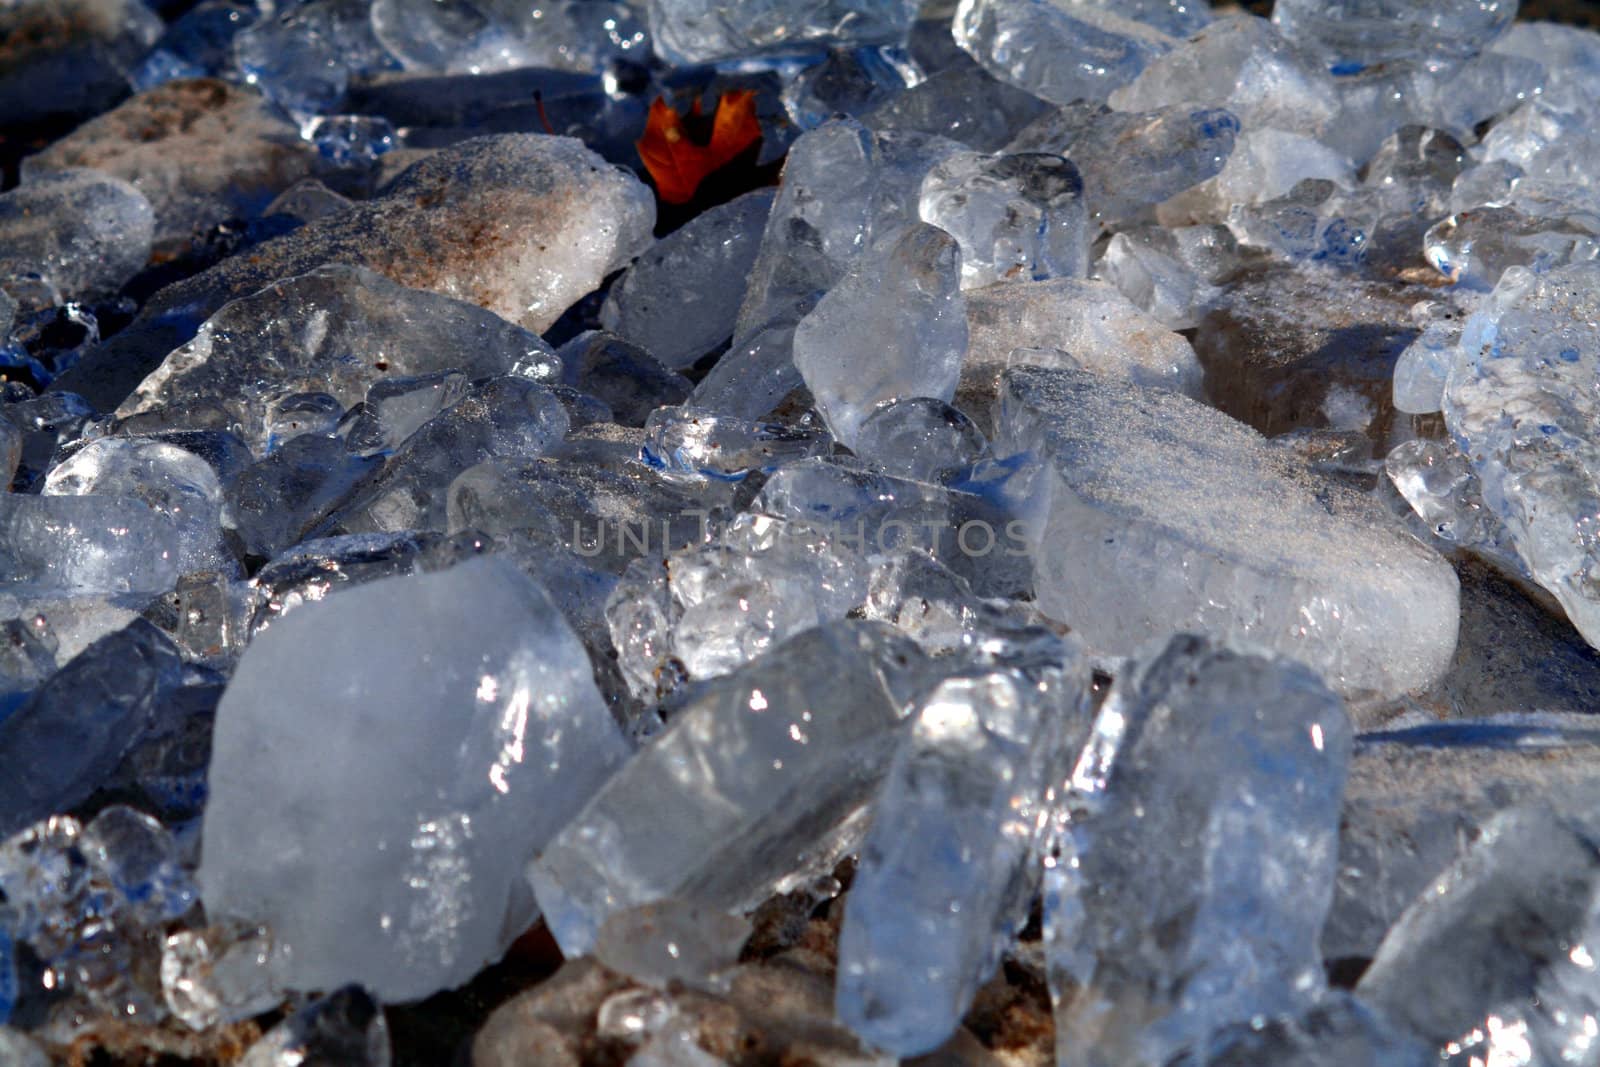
232,0,394,118
1045,634,1352,1067
997,366,1459,698
1384,438,1519,570
836,662,1090,1056
0,170,154,310
641,408,832,482
1100,228,1230,331
1271,0,1516,70
853,398,990,484
647,0,920,65
162,922,289,1031
918,152,1088,287
953,0,1177,106
1440,263,1600,651
116,264,560,455
601,189,776,371
199,558,628,1000
227,435,383,558
20,79,321,254
528,621,926,956
0,621,183,834
594,901,751,991
556,333,692,428
371,0,647,75
1424,206,1600,291
1196,993,1432,1067
0,495,185,596
1358,800,1600,1066
793,224,968,449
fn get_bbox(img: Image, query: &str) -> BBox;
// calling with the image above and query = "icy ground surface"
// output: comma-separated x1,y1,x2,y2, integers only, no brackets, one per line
4,0,1600,1065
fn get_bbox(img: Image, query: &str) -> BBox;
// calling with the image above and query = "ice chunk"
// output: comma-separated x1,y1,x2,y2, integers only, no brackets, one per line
232,0,394,118
601,190,776,370
1391,320,1458,414
21,79,321,254
116,264,560,455
918,152,1088,287
0,170,154,311
997,365,1459,698
863,60,1054,153
372,0,647,75
1440,263,1600,651
594,901,751,991
528,621,925,956
162,922,289,1031
1271,0,1516,70
0,621,183,834
641,409,833,482
837,662,1089,1056
226,435,383,558
0,495,185,596
199,558,628,999
1358,800,1600,1066
1045,634,1352,1067
953,0,1177,106
647,0,919,65
1196,993,1431,1067
1058,0,1211,37
239,985,391,1067
1424,206,1600,291
43,437,232,576
784,46,920,132
960,278,1204,430
793,224,967,449
130,1,261,91
1099,229,1229,331
556,333,692,428
853,398,990,484
344,371,471,458
1213,128,1355,209
1384,438,1519,569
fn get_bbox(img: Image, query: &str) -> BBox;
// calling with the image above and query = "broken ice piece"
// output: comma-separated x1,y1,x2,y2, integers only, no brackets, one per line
1358,800,1600,1067
1384,438,1520,571
1046,634,1352,1067
1271,0,1516,70
556,333,692,428
1390,320,1458,415
837,663,1089,1057
115,264,560,455
239,985,391,1067
852,398,990,484
648,0,920,65
1424,206,1600,291
343,371,471,457
529,621,927,956
199,558,628,1000
0,170,155,311
997,365,1459,698
641,408,833,482
793,223,968,449
594,901,751,992
954,0,1176,106
162,922,289,1032
918,151,1088,288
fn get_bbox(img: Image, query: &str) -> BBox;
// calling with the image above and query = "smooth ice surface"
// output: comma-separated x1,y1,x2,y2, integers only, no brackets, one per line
199,558,628,1000
954,0,1177,106
0,495,185,596
793,224,968,449
529,621,924,956
836,663,1089,1056
1046,634,1352,1067
647,0,920,64
997,366,1459,698
0,169,154,309
1441,264,1600,652
601,190,776,370
116,264,559,455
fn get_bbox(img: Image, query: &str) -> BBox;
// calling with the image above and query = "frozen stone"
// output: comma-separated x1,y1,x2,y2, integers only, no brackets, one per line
863,61,1053,153
1045,634,1352,1067
918,152,1088,287
960,278,1204,430
594,901,751,991
837,663,1089,1057
529,621,926,956
0,170,154,311
647,0,919,65
43,437,232,576
1111,15,1335,134
115,264,560,456
794,224,967,450
997,366,1459,698
201,559,627,1000
1424,206,1600,291
1440,264,1600,651
853,398,990,484
62,135,652,411
1358,799,1600,1066
0,621,183,834
953,0,1177,106
557,333,692,428
641,408,833,482
0,0,162,126
0,495,184,596
161,922,289,1031
372,0,647,75
1328,717,1600,964
1271,0,1516,70
1007,104,1239,222
239,985,391,1067
336,377,570,534
601,190,776,371
20,79,321,254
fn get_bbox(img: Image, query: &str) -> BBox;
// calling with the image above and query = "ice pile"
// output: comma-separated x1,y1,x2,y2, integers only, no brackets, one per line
4,0,1600,1063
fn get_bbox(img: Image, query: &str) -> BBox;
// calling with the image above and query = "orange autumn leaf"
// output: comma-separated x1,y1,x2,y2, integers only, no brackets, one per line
636,90,762,205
